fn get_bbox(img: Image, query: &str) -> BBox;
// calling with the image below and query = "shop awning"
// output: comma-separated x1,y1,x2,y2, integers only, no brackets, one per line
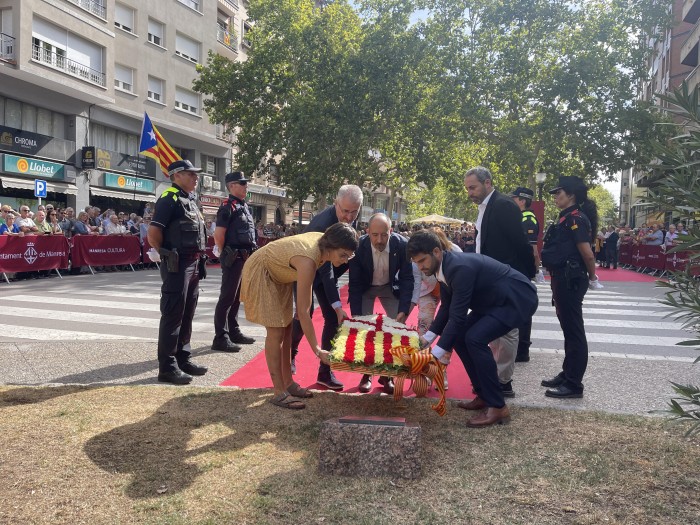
90,187,156,202
1,176,78,195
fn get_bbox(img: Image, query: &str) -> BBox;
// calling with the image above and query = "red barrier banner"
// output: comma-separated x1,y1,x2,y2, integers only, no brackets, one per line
630,246,645,268
0,235,70,273
665,251,692,272
72,235,141,267
618,244,632,265
638,245,665,271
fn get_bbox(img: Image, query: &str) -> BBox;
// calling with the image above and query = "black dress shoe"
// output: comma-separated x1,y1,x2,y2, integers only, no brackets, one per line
179,361,208,376
230,331,255,344
545,384,583,399
541,374,565,388
515,353,530,363
158,370,193,385
500,380,515,398
358,374,372,393
317,370,343,390
378,376,394,395
211,336,242,353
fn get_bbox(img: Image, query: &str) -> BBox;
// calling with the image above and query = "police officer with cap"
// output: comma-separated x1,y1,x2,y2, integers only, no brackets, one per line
509,186,543,362
148,159,209,384
540,175,601,399
212,171,257,352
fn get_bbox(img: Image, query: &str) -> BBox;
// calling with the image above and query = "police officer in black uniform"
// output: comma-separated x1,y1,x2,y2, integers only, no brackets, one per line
540,176,601,399
148,159,209,385
212,171,257,352
510,186,540,362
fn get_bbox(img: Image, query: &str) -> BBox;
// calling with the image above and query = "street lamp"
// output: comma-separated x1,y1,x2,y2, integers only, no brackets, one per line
535,172,547,201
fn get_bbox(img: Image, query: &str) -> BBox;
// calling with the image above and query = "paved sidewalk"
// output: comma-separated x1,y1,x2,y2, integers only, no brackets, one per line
1,339,696,416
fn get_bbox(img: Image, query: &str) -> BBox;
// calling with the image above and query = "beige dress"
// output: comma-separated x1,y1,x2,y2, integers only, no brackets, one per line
241,232,324,327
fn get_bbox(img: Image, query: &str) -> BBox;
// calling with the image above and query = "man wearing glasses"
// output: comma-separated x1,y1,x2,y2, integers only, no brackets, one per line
16,206,39,234
212,171,257,352
290,184,363,389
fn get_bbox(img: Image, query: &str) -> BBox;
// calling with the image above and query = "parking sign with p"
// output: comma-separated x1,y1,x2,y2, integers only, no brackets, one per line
34,179,47,198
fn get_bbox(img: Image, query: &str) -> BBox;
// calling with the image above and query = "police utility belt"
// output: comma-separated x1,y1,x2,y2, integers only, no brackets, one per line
221,246,253,268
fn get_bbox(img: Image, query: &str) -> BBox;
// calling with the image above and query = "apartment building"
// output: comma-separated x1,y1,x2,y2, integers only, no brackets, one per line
621,0,694,227
0,0,287,224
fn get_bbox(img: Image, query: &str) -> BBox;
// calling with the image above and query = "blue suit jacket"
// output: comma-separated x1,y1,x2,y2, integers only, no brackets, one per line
303,205,352,305
348,233,414,316
429,251,538,352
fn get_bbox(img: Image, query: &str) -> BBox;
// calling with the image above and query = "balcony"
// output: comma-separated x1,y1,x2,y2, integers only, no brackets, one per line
683,0,700,24
32,44,106,87
66,0,107,20
218,0,239,11
217,27,238,54
0,33,15,64
687,65,700,94
680,20,700,66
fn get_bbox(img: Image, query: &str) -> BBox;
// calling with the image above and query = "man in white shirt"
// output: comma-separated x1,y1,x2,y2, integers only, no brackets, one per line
15,206,39,234
348,213,414,394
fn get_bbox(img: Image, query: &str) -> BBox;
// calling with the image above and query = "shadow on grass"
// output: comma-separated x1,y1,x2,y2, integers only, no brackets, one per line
0,384,102,406
83,388,308,499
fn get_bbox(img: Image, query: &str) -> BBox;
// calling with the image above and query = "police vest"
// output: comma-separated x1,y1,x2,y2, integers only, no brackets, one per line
223,197,256,247
161,187,207,253
540,208,583,269
522,210,537,224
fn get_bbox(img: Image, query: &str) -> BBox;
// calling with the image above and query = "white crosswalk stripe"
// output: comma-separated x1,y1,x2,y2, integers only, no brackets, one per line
1,276,694,360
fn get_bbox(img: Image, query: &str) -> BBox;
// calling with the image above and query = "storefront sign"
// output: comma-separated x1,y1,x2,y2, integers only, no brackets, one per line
200,194,223,207
104,172,155,193
96,148,156,178
0,125,53,156
248,182,286,198
81,147,96,169
3,154,65,179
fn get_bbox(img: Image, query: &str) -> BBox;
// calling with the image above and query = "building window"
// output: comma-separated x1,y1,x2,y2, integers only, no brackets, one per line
175,33,200,64
91,123,139,156
147,76,164,103
66,0,106,20
114,64,134,93
147,18,164,47
0,96,67,139
175,86,199,115
177,0,201,13
200,154,219,175
114,3,134,34
31,17,105,87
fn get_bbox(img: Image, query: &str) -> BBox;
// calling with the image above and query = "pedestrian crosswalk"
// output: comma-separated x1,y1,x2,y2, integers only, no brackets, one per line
1,272,697,361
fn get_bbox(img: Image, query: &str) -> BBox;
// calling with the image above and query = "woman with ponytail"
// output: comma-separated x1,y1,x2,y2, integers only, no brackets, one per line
539,176,601,399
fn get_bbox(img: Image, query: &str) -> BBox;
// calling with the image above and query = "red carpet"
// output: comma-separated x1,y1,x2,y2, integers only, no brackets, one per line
219,285,475,400
594,266,659,283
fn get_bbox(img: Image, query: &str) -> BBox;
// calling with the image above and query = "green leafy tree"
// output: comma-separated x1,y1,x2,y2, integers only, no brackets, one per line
588,186,618,227
644,83,700,438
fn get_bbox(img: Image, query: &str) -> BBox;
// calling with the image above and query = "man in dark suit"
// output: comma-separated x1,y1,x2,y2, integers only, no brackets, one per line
408,230,538,427
290,184,363,390
464,166,536,397
348,213,414,393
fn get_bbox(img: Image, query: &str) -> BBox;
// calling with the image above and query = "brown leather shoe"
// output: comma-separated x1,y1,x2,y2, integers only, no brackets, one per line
466,406,511,428
378,376,394,395
457,396,486,411
358,374,372,393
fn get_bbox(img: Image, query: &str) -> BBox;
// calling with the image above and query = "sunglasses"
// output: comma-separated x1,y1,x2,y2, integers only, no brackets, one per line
235,181,248,186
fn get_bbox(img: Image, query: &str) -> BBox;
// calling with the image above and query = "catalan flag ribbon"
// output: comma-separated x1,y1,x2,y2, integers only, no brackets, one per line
139,112,181,176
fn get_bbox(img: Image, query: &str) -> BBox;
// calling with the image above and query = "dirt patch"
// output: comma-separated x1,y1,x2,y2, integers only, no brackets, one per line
0,385,698,524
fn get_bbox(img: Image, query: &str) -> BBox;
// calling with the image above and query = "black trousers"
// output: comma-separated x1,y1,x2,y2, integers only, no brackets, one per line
517,317,532,357
453,312,512,408
214,257,245,338
606,247,618,268
157,253,201,373
290,278,338,375
551,274,588,390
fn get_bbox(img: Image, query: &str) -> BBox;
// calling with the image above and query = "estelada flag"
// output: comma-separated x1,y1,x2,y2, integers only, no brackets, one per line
139,112,182,176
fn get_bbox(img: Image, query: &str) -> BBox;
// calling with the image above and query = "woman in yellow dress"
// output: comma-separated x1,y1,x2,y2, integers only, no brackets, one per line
241,222,358,409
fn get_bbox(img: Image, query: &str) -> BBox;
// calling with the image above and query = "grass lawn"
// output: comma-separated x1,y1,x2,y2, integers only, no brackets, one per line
0,385,698,525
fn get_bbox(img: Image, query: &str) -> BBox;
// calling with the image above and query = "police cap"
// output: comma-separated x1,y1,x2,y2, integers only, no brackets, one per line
509,187,534,199
167,159,202,177
548,176,586,195
225,171,249,184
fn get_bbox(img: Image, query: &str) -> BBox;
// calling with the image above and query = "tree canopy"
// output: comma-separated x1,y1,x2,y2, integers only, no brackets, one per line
194,0,671,215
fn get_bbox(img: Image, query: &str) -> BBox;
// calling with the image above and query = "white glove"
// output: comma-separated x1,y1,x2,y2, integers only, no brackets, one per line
213,245,220,258
535,269,545,283
589,278,604,290
147,248,161,263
